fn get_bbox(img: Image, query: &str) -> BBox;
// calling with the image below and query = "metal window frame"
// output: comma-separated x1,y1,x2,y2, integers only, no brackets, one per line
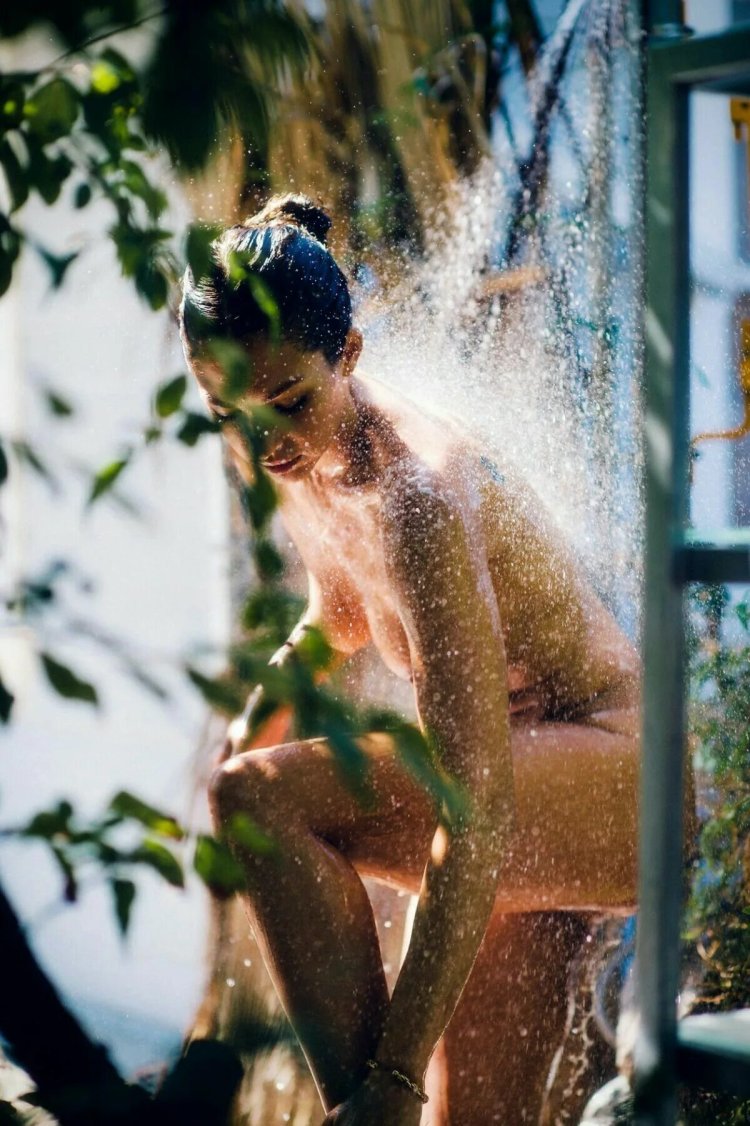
636,20,750,1126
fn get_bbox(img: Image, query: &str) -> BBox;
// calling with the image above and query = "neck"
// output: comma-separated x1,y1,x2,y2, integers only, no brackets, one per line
313,376,379,485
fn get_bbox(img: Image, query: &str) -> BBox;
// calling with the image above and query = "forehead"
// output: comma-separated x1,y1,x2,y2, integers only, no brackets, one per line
193,338,327,403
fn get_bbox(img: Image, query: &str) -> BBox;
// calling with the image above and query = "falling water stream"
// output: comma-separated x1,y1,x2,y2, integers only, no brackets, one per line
360,0,643,636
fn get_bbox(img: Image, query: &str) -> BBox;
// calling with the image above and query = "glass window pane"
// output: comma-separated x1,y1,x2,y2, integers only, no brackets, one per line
689,89,750,536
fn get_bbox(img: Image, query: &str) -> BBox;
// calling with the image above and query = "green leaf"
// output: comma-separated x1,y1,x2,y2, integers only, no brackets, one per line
120,159,167,220
88,456,129,505
247,274,280,344
176,411,219,447
737,601,749,632
108,791,184,840
186,667,246,716
253,539,285,581
129,839,184,887
22,800,74,840
43,387,74,417
0,81,25,132
0,670,13,723
52,845,78,902
194,834,246,894
0,213,21,297
0,137,28,212
25,79,79,143
74,181,92,209
40,652,98,706
206,339,250,401
110,221,170,277
26,140,73,205
155,374,187,418
11,439,56,490
134,259,169,310
91,59,121,95
226,812,276,856
185,222,220,282
110,877,136,936
241,587,303,636
295,626,334,674
241,472,277,530
35,244,78,289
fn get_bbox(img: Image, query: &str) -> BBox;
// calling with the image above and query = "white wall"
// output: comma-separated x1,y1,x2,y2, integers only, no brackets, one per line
0,42,231,1068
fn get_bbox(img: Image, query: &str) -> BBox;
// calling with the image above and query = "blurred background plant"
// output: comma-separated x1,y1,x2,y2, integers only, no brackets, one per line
677,585,750,1125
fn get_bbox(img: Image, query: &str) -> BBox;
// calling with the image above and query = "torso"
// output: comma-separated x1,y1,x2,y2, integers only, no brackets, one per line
274,376,638,718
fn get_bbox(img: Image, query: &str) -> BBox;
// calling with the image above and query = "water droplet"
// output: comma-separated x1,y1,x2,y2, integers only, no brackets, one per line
226,977,236,988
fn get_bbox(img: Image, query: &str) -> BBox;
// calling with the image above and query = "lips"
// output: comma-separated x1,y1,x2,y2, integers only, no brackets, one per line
262,453,304,475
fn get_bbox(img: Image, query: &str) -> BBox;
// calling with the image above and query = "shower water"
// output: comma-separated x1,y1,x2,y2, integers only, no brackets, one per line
357,0,643,641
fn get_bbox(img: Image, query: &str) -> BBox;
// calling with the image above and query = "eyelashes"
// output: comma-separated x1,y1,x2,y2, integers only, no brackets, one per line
212,408,239,427
209,394,309,426
274,394,309,416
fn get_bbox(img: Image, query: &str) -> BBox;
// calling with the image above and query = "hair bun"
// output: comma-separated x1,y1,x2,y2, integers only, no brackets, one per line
247,193,332,244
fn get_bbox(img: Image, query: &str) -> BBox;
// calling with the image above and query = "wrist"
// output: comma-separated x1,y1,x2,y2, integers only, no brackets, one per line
365,1059,429,1105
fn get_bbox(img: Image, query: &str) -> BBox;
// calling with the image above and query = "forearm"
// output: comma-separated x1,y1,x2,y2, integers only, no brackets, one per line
229,612,345,753
375,802,513,1079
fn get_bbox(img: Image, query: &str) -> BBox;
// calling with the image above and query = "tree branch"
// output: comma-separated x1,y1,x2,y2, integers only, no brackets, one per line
0,878,139,1122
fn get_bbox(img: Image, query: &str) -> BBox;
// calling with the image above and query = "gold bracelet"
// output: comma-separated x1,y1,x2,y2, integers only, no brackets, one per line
365,1059,429,1104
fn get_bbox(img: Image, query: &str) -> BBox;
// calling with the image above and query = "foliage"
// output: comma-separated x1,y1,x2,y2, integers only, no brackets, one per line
0,13,465,1118
685,584,750,1011
681,585,750,1124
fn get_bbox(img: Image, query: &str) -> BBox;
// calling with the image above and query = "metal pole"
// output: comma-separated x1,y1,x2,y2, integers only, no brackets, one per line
634,2,692,1123
645,0,688,38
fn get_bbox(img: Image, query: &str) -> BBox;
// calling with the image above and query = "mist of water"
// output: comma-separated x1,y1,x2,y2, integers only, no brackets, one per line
357,0,643,638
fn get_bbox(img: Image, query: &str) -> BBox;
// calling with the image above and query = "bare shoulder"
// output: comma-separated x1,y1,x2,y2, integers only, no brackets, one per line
380,459,465,553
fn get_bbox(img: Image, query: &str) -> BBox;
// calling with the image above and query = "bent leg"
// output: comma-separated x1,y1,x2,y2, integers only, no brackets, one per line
441,911,597,1124
208,734,435,1111
209,711,639,1111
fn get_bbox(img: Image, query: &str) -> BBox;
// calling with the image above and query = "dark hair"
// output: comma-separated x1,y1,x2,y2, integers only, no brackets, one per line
180,194,352,364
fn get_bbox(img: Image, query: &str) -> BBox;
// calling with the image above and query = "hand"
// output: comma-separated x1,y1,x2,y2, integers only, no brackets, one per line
321,1072,424,1126
219,686,293,763
218,687,263,763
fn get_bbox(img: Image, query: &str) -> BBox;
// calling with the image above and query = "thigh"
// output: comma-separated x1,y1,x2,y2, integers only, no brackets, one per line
441,910,615,1126
231,707,639,910
497,710,640,912
228,733,437,891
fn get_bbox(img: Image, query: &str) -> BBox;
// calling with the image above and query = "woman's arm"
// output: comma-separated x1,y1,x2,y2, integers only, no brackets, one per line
225,571,363,756
375,479,516,1082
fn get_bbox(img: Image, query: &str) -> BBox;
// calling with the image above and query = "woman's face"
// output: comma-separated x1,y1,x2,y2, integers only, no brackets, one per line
189,330,361,481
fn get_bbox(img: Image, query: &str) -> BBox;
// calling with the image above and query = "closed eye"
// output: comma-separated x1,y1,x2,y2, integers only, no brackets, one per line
274,394,309,416
211,407,239,426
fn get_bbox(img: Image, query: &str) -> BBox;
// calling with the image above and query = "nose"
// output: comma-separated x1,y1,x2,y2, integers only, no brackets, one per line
263,437,298,466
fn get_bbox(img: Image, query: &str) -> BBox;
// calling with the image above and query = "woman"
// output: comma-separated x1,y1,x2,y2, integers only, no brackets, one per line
180,194,640,1125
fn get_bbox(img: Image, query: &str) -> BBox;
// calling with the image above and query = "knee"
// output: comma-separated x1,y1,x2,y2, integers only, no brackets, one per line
207,752,298,835
208,755,265,830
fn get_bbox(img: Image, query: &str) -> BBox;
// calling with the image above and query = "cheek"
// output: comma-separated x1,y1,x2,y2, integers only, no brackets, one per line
301,402,336,445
